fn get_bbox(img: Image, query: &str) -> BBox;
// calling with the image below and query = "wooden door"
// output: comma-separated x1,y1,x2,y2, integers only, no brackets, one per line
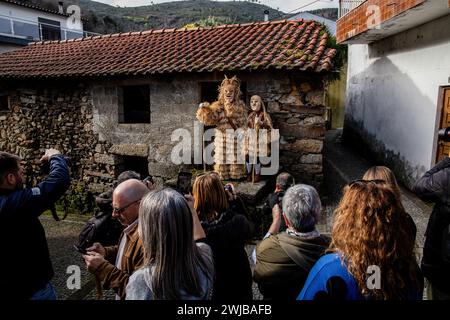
437,88,450,162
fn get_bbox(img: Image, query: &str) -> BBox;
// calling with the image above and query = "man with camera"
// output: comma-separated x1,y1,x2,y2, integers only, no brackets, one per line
0,149,71,299
262,172,295,233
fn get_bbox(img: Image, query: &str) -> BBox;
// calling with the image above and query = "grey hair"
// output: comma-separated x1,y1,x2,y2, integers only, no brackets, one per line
138,188,213,299
282,184,321,232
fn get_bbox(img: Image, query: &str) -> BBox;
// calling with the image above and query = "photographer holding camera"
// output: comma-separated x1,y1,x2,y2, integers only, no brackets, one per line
262,172,295,233
0,149,70,299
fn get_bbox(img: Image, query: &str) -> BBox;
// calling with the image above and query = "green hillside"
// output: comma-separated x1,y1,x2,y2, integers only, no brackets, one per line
20,0,285,34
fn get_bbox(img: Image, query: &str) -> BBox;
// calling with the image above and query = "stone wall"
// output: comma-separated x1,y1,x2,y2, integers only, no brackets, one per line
0,70,327,193
90,72,326,189
0,84,114,193
246,72,326,188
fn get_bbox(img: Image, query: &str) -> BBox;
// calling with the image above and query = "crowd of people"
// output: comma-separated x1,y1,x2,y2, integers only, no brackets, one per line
1,148,449,300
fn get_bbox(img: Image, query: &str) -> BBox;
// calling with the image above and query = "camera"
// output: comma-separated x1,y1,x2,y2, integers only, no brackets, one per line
176,171,192,195
143,176,154,184
438,127,450,142
41,155,71,175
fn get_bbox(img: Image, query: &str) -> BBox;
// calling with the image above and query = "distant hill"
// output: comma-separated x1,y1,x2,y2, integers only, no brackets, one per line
19,0,285,34
307,8,338,21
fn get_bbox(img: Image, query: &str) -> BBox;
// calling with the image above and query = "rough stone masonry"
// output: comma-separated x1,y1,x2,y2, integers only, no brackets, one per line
0,71,327,194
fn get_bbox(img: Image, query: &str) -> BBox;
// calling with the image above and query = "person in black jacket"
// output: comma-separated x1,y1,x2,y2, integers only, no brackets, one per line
0,149,70,299
192,172,253,300
261,172,295,233
413,157,450,299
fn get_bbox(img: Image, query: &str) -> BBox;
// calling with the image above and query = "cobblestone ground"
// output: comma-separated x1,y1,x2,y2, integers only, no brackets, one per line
40,216,92,300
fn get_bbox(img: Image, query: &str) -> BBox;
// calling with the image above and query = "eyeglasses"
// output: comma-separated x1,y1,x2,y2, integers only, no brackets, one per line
348,179,386,187
113,199,140,215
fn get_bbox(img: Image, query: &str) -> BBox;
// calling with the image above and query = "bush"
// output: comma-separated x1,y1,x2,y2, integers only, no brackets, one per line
55,182,96,216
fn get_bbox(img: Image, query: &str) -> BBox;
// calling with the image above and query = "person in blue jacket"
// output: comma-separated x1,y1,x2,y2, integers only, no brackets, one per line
0,149,71,299
298,180,423,300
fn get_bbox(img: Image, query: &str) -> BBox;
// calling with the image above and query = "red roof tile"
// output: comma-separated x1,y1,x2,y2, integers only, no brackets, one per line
0,19,337,79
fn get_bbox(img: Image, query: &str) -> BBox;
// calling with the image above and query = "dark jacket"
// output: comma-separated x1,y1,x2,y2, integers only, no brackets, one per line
413,156,450,294
201,200,253,300
0,155,70,299
262,191,287,232
254,232,330,300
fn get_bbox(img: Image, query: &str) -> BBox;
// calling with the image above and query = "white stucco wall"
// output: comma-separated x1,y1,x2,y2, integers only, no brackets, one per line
345,13,450,186
0,3,83,31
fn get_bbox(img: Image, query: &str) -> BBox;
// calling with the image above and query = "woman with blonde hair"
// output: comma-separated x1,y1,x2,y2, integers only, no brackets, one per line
298,181,423,300
126,189,214,300
192,172,253,300
363,166,417,242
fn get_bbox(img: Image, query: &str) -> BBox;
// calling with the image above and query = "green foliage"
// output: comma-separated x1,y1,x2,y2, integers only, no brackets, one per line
316,23,348,82
186,16,233,28
55,182,95,216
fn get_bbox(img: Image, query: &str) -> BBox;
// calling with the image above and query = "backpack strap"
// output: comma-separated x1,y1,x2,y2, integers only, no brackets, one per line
50,203,68,221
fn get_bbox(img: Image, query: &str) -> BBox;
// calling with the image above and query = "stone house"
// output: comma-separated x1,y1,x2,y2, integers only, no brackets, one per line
337,0,450,188
0,19,337,193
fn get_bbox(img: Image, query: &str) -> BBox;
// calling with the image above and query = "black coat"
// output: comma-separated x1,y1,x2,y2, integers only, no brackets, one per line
201,201,253,300
413,157,450,294
0,155,70,299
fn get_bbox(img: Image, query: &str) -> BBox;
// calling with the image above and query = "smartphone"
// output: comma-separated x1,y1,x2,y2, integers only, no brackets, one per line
73,244,87,255
177,172,192,195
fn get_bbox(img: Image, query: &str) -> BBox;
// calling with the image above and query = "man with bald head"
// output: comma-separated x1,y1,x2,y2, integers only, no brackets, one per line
83,179,149,299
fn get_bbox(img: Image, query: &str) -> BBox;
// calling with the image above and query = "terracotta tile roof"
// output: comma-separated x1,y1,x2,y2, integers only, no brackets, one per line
0,0,70,17
0,19,337,79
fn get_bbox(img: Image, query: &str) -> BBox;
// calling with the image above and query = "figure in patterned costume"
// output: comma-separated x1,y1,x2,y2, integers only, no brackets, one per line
246,95,273,183
196,76,248,180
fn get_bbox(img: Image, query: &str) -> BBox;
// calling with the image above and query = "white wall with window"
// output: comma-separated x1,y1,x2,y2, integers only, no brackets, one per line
0,2,84,42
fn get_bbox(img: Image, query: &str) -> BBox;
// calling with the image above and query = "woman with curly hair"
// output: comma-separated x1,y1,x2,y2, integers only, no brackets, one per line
298,180,423,300
362,166,417,242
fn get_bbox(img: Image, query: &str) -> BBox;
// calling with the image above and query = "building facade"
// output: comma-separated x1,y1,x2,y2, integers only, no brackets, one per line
337,0,450,187
0,0,91,53
0,20,338,192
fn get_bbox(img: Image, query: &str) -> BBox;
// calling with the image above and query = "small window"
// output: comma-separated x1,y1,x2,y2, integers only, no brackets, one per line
200,81,248,105
0,94,9,111
119,85,150,124
116,156,149,179
38,18,61,41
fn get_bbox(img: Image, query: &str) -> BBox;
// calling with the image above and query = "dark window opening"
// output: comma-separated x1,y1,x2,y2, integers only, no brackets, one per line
200,81,248,106
116,156,149,180
38,17,61,41
119,85,150,124
0,94,9,111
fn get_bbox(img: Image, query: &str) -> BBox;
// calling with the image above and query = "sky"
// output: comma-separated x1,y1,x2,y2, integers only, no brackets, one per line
93,0,339,13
